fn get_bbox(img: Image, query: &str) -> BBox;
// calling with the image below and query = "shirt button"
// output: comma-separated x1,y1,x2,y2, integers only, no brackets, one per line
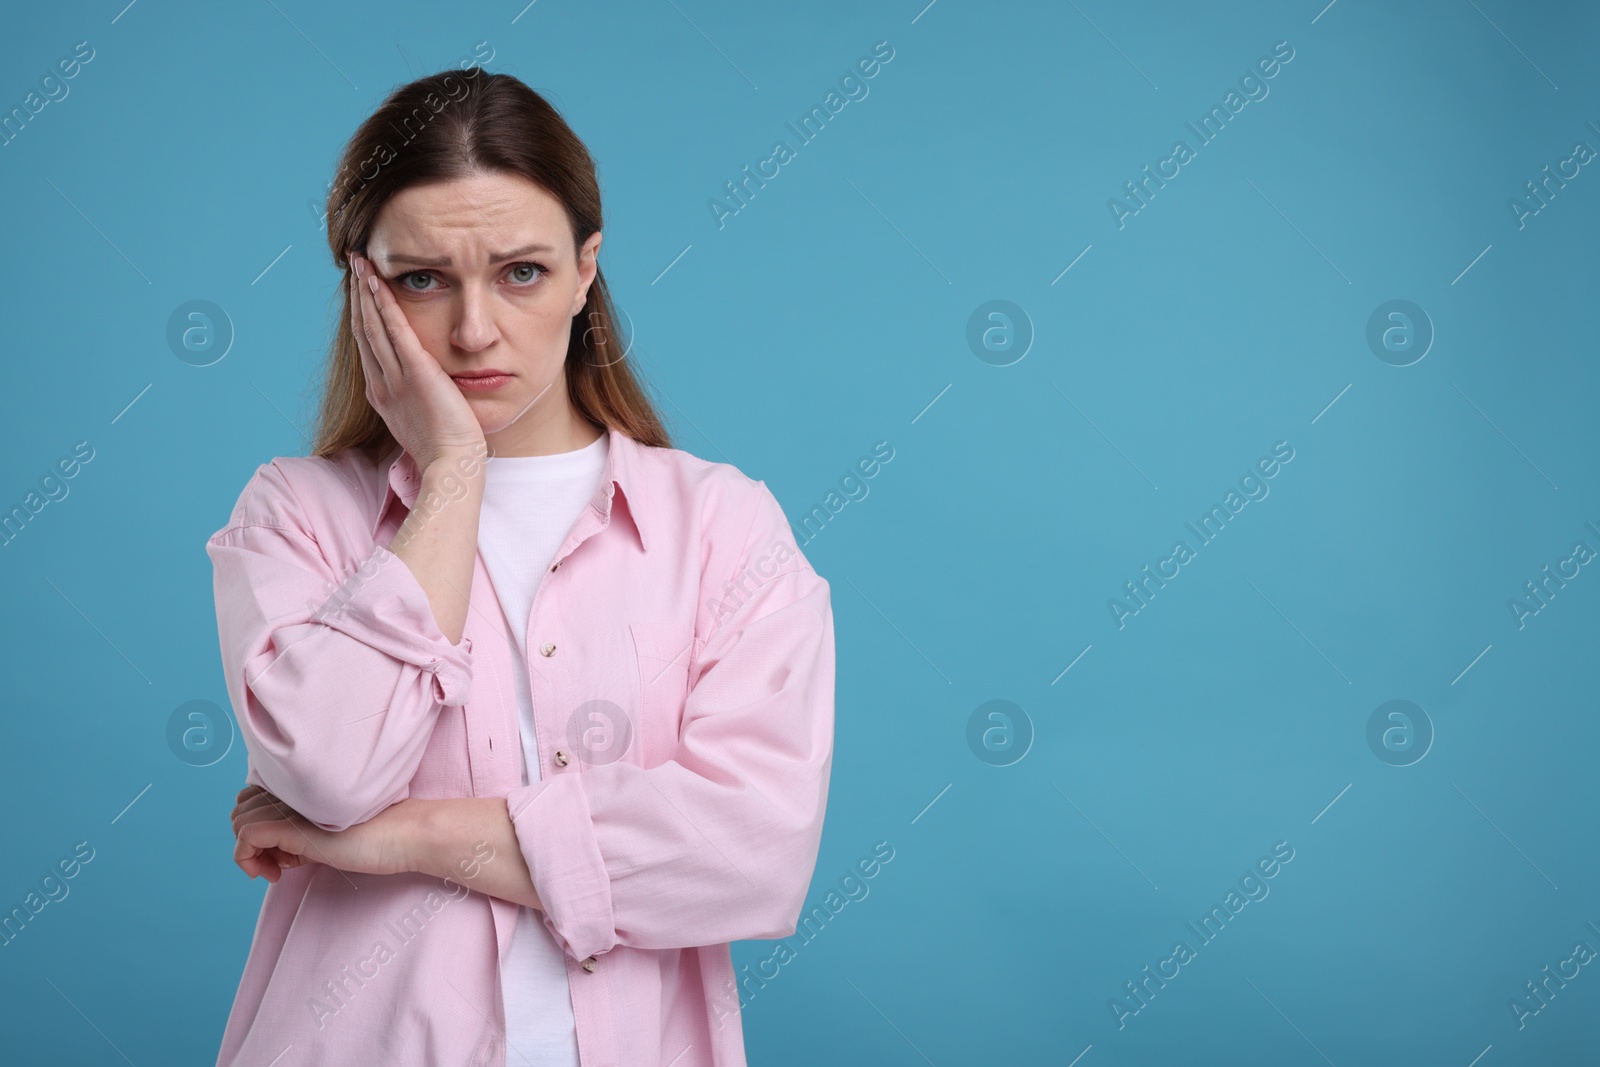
540,643,557,657
550,561,561,572
581,956,597,973
554,750,570,767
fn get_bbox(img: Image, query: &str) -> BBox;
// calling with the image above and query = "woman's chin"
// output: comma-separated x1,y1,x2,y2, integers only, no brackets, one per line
466,373,559,437
475,403,531,438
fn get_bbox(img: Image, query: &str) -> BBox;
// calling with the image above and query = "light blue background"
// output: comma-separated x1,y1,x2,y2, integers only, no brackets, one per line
2,1,1597,1063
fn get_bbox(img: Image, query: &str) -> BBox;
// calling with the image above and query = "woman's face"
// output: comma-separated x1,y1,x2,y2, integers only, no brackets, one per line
364,169,601,446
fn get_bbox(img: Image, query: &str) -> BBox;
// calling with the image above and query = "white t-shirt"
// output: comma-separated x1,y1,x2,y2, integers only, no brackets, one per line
474,430,609,1067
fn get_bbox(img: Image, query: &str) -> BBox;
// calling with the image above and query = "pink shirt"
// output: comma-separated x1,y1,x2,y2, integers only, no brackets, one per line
206,426,836,1067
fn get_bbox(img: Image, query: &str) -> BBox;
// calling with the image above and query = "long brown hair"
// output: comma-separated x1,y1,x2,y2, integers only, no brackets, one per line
311,67,671,460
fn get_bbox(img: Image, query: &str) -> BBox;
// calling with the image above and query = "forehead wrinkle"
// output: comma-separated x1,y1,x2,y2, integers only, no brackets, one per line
372,177,574,266
377,215,545,268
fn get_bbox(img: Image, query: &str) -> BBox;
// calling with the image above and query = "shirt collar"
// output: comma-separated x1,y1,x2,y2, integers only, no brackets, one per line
372,424,649,551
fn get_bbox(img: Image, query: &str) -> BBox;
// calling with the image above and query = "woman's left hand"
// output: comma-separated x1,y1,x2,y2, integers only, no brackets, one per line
231,785,418,883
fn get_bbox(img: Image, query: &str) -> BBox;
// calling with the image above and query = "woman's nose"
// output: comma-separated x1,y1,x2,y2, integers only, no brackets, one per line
453,288,498,350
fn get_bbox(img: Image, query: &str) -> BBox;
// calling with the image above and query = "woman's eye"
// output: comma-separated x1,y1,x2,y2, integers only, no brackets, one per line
395,266,544,291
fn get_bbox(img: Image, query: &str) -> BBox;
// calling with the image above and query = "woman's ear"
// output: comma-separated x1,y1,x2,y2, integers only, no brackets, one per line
572,230,603,316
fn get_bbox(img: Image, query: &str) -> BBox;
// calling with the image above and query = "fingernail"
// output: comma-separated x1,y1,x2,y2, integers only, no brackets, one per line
368,274,379,294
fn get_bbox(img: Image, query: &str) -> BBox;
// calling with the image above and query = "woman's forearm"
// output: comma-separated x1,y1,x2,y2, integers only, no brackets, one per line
388,452,486,646
378,449,539,905
410,797,544,911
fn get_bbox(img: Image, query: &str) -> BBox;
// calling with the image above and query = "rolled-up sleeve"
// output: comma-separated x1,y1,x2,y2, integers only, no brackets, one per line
505,484,835,961
206,461,474,832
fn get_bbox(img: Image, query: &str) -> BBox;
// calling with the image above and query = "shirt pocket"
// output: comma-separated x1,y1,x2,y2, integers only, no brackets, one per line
628,619,693,766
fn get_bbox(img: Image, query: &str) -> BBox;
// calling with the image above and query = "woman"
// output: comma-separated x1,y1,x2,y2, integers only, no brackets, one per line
207,66,835,1067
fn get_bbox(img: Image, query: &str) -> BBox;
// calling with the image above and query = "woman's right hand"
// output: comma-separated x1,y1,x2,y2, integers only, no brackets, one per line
349,251,486,472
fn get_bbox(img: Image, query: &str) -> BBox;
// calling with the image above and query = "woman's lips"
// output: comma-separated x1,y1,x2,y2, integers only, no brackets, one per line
452,373,511,391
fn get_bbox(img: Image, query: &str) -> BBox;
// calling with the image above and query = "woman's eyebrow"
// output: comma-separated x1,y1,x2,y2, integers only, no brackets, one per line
385,242,556,267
